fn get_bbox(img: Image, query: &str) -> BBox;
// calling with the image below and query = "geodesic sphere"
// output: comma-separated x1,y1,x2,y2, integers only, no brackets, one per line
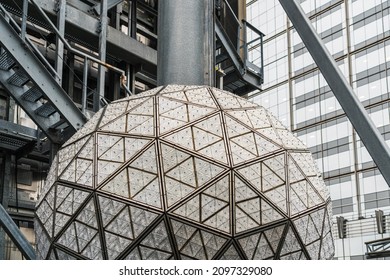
35,85,334,260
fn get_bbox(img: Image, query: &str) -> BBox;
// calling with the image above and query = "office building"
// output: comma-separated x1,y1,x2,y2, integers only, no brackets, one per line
246,0,390,259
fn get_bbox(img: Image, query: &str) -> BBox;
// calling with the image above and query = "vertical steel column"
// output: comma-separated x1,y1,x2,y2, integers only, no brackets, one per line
66,52,75,100
127,0,137,94
0,153,11,260
82,57,89,115
128,0,137,38
157,0,215,86
20,0,28,41
278,0,390,187
55,0,66,85
95,0,108,112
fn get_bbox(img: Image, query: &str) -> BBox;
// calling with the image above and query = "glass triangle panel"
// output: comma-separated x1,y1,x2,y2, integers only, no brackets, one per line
97,160,122,186
198,140,228,164
105,207,133,239
201,194,229,222
128,167,158,198
238,232,261,259
129,144,158,174
170,219,197,250
140,221,172,252
57,223,78,253
80,233,103,259
263,185,288,214
246,107,272,129
200,230,227,259
185,87,218,108
165,177,195,208
173,195,201,222
160,143,192,172
254,233,274,259
75,221,98,252
130,206,159,238
261,198,284,225
219,244,242,260
105,231,132,260
306,239,321,259
98,100,128,127
98,196,126,227
264,224,286,252
100,168,129,198
280,227,302,256
76,199,98,228
180,231,206,259
235,176,258,202
132,177,162,208
126,114,155,136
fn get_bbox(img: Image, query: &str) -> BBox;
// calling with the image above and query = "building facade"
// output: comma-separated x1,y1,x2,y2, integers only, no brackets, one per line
246,0,390,259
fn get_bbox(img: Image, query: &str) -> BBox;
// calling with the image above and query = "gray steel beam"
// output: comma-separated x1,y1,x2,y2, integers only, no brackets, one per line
278,0,390,187
215,19,244,75
0,12,87,136
54,0,66,85
0,153,11,260
92,0,123,15
95,0,108,112
0,69,62,143
0,203,36,259
0,0,157,74
157,0,214,86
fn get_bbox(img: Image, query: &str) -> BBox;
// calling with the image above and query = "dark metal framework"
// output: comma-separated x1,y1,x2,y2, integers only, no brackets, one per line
366,237,390,259
35,85,334,260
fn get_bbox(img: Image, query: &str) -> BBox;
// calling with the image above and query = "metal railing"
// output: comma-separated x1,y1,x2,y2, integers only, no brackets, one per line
366,237,390,259
28,0,134,95
1,0,133,114
242,19,265,81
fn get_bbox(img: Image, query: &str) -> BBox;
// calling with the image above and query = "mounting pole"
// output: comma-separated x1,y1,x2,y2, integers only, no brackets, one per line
157,0,215,86
278,0,390,187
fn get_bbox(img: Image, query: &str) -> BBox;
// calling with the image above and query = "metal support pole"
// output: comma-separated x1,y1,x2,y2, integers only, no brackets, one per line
279,0,390,187
21,0,28,41
157,0,215,86
66,52,75,100
126,64,136,94
95,0,108,112
54,0,66,85
128,0,137,38
0,153,12,260
82,57,88,115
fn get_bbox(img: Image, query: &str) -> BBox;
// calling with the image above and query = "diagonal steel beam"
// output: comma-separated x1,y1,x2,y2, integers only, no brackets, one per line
0,11,87,135
0,203,36,260
278,0,390,187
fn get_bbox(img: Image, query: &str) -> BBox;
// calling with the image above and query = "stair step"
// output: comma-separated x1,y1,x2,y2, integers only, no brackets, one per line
50,118,67,129
7,70,30,87
35,102,56,117
21,87,43,102
0,51,15,70
216,53,229,64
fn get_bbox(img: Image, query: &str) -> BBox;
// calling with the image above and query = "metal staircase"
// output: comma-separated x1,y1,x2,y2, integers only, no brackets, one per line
0,8,87,144
215,18,264,96
215,1,264,96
